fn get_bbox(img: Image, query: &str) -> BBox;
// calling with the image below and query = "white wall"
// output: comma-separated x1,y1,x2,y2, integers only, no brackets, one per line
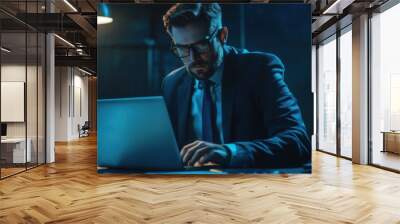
1,63,46,164
55,67,89,141
1,66,26,140
55,66,70,141
72,73,89,138
1,65,40,137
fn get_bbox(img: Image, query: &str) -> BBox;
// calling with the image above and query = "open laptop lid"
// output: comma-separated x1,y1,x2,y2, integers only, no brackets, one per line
97,96,183,170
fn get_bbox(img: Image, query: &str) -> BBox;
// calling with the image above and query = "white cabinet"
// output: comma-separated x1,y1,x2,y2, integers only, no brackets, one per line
1,138,32,163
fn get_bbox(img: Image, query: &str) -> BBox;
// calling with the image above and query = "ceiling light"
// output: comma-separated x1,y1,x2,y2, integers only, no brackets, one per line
78,67,93,76
323,0,341,14
97,16,113,25
63,0,78,12
98,4,113,25
1,47,11,53
54,34,75,48
322,0,354,15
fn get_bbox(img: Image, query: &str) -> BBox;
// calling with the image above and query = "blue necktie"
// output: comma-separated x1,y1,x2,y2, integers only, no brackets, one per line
199,80,218,143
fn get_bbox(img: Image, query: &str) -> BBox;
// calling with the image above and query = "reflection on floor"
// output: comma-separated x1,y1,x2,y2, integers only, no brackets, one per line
0,135,400,223
0,167,25,178
340,147,352,159
0,163,40,178
372,150,400,171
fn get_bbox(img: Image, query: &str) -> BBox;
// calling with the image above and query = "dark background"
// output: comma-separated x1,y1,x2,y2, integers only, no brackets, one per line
97,3,313,136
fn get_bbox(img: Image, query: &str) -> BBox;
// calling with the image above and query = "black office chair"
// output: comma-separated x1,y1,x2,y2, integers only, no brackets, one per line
78,121,90,138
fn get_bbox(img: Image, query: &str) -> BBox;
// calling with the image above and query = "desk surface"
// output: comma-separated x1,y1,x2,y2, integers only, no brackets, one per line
98,164,311,175
1,138,27,143
381,131,400,134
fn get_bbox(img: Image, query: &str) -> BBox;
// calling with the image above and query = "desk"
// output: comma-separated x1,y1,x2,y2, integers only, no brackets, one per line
1,138,31,164
381,131,400,154
97,163,311,175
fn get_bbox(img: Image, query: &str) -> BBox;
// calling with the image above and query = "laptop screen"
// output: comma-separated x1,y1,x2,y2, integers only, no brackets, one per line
1,123,7,137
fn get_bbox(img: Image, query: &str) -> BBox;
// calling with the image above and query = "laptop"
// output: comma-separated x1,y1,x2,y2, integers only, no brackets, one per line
97,96,219,172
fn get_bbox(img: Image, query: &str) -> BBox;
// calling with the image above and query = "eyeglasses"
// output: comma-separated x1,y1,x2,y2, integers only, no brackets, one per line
171,28,219,59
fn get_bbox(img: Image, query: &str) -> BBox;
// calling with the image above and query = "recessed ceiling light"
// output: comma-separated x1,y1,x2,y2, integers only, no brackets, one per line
97,16,113,25
322,0,353,15
63,0,78,12
54,34,75,48
1,47,11,53
78,67,93,76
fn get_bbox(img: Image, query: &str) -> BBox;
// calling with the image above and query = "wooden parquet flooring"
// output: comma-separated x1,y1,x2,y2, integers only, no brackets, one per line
1,135,400,224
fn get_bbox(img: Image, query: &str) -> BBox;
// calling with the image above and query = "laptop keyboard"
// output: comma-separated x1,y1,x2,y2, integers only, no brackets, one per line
184,165,221,171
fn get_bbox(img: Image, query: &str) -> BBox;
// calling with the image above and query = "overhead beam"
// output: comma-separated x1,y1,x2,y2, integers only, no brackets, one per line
67,13,96,39
322,0,356,14
55,55,96,70
51,0,97,46
14,13,81,32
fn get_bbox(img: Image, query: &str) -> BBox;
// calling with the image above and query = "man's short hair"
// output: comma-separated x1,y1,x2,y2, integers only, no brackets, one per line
163,3,222,35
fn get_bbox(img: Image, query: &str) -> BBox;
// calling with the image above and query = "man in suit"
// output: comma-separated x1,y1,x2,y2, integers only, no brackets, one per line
162,3,311,168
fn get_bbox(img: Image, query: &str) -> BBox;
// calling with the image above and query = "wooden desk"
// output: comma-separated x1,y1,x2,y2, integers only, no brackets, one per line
97,163,312,175
382,131,400,154
1,138,32,164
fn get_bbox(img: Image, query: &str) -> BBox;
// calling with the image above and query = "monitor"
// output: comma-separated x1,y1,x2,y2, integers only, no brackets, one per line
1,123,7,137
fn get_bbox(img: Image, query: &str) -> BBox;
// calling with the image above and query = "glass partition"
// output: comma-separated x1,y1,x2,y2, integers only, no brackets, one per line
339,27,352,158
0,1,46,179
317,35,337,154
27,30,38,169
38,32,45,165
370,3,400,171
1,30,28,177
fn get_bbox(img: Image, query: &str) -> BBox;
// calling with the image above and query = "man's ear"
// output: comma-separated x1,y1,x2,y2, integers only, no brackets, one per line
219,26,229,44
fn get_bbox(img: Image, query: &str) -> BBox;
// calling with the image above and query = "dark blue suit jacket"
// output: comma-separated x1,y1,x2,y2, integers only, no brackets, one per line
162,46,311,168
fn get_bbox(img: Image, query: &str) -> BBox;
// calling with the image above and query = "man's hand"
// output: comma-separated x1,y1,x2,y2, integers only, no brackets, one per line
180,140,230,167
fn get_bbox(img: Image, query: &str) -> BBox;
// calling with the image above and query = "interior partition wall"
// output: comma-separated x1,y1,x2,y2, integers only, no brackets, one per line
316,25,353,159
0,1,46,179
370,1,400,172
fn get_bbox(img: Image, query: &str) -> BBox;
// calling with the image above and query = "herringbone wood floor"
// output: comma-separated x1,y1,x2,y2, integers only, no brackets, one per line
1,135,400,224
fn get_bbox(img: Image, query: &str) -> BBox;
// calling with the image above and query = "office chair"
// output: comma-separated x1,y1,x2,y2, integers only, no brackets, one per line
78,121,90,138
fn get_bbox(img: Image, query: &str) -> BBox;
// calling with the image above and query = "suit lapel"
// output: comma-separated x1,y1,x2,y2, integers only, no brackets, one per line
221,48,236,143
177,74,194,147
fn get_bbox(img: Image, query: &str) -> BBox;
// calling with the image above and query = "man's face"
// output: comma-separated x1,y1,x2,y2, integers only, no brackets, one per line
170,22,223,80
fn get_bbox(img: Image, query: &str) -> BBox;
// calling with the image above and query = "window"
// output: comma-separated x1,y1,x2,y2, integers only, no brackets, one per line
339,28,352,158
370,2,400,171
317,35,337,154
317,25,353,159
